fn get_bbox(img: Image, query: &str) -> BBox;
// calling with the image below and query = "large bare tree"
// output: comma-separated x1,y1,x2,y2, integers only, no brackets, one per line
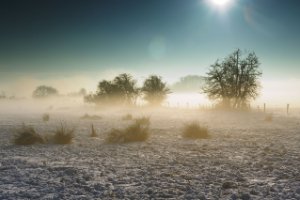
202,49,262,109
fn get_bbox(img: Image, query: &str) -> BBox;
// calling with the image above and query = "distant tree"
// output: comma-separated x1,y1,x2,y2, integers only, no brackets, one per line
85,73,139,105
202,49,262,109
142,75,170,106
113,73,139,104
78,88,87,96
32,85,58,98
171,75,204,92
0,91,5,99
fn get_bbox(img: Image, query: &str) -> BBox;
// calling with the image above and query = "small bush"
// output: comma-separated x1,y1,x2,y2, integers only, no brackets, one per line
182,122,209,139
42,113,50,122
90,124,97,137
14,124,45,145
106,117,150,143
122,114,133,120
134,116,150,126
80,113,102,120
264,114,273,122
53,123,75,144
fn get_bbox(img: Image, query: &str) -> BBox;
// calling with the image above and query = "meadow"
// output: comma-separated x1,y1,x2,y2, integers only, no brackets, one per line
0,98,299,199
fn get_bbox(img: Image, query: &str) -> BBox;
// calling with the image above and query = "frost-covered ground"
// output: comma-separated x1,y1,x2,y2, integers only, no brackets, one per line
0,100,300,199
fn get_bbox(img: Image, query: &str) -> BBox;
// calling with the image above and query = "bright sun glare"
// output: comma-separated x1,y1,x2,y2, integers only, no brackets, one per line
208,0,234,10
211,0,231,6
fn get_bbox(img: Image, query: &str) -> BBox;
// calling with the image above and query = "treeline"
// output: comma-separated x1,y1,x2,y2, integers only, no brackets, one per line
29,49,262,109
84,74,170,106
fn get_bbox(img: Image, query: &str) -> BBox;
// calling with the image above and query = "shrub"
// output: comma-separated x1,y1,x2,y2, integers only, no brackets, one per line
90,124,97,137
53,123,75,144
106,117,150,143
80,113,102,120
182,122,209,139
14,124,45,145
42,113,50,122
122,114,133,120
134,116,150,127
264,114,273,122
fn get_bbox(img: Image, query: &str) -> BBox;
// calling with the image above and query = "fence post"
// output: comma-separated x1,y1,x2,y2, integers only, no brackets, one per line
287,104,290,115
263,103,266,113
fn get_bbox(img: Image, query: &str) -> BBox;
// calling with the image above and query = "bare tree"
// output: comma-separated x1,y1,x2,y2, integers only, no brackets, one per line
202,49,262,109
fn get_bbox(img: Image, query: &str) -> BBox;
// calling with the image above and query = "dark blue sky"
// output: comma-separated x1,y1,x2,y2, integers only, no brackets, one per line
0,0,300,82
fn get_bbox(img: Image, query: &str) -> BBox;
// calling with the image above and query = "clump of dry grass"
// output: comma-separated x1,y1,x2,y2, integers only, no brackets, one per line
14,124,45,145
264,114,273,122
122,114,133,120
80,113,102,120
53,123,75,144
42,113,50,122
106,117,150,143
90,124,97,137
182,122,210,139
134,116,150,126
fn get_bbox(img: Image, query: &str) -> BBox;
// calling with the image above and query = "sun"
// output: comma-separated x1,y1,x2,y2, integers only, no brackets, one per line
211,0,231,6
208,0,234,9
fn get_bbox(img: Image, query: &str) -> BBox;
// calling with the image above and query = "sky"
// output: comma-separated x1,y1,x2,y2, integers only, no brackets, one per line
0,0,300,105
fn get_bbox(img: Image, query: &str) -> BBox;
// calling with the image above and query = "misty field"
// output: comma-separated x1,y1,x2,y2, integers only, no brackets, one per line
0,100,300,199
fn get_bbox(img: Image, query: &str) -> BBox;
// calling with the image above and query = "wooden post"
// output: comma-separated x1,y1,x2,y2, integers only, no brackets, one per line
287,104,290,115
263,103,266,113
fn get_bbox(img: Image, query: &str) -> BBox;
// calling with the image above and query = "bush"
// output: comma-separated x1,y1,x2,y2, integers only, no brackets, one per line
80,114,102,120
182,122,209,139
53,123,75,144
90,124,97,137
134,116,150,126
42,113,50,122
122,114,133,120
14,124,45,145
264,114,273,122
106,117,150,143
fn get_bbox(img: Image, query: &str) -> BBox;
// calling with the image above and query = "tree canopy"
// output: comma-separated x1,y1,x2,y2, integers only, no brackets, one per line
171,75,204,92
202,49,262,109
85,73,139,105
142,75,170,106
32,85,59,98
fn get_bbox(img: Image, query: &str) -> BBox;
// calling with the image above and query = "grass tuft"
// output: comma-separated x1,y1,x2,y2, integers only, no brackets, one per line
53,123,75,144
182,122,210,139
264,114,273,122
42,113,50,122
14,124,45,145
122,114,133,120
106,117,150,143
80,113,102,120
90,124,97,137
134,116,150,126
